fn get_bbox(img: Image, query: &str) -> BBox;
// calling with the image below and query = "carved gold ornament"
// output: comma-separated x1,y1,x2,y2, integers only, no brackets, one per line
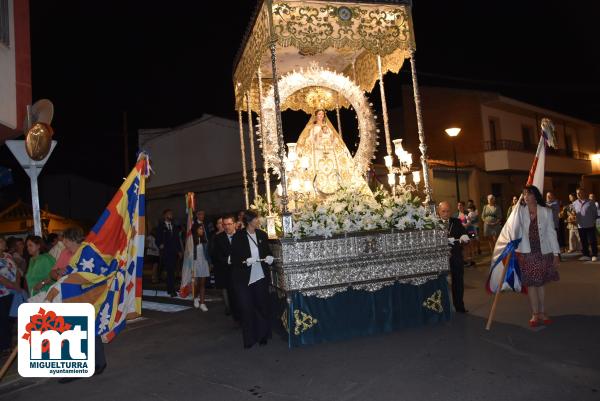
272,2,413,56
260,64,378,177
233,1,415,110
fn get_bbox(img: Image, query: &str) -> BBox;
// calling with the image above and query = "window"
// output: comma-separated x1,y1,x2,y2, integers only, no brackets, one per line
565,134,574,157
488,118,500,149
491,183,503,198
0,0,8,47
521,125,534,151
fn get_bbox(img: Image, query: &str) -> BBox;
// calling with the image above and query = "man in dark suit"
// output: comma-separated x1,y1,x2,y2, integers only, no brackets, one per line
212,214,238,320
438,201,469,313
155,209,182,297
230,210,274,348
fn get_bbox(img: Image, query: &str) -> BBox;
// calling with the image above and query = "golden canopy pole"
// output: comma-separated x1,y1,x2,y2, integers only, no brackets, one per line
267,0,292,234
246,92,259,202
237,109,250,209
409,50,434,207
377,55,393,166
257,67,272,214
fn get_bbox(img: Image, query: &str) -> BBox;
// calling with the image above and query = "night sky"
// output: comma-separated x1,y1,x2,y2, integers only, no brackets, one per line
3,0,600,195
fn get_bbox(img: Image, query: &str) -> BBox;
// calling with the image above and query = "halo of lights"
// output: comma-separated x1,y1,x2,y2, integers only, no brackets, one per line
259,63,378,177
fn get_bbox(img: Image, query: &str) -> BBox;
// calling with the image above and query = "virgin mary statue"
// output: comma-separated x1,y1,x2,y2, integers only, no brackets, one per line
288,109,371,198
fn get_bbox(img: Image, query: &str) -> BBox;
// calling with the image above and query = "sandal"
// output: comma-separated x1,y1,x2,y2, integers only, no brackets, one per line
539,313,553,325
528,313,541,328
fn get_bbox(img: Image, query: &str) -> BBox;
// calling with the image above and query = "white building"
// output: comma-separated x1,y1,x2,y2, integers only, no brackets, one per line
139,114,258,228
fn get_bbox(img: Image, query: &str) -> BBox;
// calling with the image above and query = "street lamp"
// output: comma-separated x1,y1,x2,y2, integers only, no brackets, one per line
445,127,461,203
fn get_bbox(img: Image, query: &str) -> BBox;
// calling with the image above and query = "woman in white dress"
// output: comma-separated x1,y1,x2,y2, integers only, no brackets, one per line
192,224,211,312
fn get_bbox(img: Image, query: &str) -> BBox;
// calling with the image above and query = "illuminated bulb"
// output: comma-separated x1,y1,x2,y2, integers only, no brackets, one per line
445,127,461,137
393,138,405,159
384,155,393,168
276,184,283,196
303,180,312,192
412,171,421,184
387,173,396,186
400,175,406,185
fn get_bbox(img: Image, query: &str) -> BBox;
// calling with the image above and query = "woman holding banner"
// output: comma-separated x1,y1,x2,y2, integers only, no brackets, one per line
515,185,560,327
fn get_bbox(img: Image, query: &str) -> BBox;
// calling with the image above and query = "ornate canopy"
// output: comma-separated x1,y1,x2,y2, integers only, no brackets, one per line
233,0,416,112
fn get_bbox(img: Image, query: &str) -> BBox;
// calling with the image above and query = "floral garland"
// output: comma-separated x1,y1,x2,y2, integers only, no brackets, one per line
251,187,442,239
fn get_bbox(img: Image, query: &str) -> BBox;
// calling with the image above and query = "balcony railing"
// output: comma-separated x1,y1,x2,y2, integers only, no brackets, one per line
484,140,590,160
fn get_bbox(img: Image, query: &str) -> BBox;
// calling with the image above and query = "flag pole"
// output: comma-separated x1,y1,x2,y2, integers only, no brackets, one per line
0,347,18,381
188,193,196,302
486,193,523,331
485,263,510,330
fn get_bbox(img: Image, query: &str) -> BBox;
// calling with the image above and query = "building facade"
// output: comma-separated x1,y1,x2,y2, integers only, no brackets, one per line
0,0,31,142
139,115,255,230
399,86,600,214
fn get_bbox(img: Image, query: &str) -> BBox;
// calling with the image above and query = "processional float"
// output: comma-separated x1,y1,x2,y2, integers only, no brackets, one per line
233,0,452,346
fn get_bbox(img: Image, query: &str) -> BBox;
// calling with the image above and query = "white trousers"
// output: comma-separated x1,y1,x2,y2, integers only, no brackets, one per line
569,228,581,251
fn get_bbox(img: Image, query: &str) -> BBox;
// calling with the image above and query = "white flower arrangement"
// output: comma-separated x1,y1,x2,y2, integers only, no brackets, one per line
250,186,442,239
288,186,442,239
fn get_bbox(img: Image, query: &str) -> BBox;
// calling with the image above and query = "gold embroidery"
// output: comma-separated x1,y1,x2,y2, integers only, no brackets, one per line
233,1,415,110
281,309,290,334
422,290,443,313
294,309,318,335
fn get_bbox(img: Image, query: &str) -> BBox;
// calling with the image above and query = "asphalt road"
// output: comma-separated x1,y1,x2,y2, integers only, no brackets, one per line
1,255,599,401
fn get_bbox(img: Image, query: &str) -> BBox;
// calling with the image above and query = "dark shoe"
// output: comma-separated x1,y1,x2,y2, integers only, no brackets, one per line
224,307,231,316
456,307,468,313
259,339,268,346
169,292,177,298
243,344,253,349
95,364,107,376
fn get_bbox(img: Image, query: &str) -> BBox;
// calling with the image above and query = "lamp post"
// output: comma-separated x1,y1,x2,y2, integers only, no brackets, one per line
445,128,461,204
